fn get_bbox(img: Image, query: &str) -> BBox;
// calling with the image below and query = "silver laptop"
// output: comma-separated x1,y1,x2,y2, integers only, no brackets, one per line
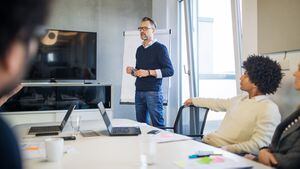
28,104,76,135
97,102,141,136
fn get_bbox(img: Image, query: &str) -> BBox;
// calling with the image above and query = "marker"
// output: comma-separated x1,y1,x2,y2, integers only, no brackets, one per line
188,153,222,159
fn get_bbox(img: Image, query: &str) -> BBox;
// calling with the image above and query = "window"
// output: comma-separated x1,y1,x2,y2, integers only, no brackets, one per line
180,0,241,134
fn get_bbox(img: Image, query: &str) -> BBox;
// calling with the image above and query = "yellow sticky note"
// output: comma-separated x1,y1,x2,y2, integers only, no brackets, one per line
197,157,213,164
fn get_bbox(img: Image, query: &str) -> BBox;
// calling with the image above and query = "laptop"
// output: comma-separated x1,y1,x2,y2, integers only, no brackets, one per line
97,102,141,136
28,104,76,135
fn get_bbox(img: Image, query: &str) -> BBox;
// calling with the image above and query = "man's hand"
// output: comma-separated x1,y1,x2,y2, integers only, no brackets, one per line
0,84,23,106
258,148,278,166
184,98,193,106
135,69,149,78
126,66,134,74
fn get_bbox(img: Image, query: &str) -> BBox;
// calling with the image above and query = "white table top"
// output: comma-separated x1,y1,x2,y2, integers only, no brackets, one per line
16,119,272,169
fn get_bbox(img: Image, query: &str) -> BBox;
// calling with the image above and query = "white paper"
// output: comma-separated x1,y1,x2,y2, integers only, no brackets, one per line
155,132,192,143
21,141,77,160
174,156,252,169
21,141,46,160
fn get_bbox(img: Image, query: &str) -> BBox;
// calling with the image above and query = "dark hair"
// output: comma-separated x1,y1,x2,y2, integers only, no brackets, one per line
242,55,283,95
0,0,50,58
141,17,157,29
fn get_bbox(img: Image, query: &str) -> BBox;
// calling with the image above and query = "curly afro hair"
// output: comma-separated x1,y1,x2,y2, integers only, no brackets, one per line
242,55,283,95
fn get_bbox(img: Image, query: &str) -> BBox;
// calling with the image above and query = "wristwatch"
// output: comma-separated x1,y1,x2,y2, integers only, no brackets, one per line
131,68,136,76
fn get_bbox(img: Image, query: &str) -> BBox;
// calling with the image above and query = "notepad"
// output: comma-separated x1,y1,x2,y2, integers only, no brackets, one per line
21,142,45,159
174,156,252,169
155,132,192,143
21,141,77,159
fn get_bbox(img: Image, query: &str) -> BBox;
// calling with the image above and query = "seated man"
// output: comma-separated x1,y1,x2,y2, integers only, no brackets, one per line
184,55,283,155
257,64,300,169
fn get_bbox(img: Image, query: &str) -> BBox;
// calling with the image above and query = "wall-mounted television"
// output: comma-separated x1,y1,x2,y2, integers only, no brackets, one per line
26,29,97,80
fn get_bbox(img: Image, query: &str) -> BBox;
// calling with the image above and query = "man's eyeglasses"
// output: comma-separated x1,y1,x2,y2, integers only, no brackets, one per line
138,27,152,31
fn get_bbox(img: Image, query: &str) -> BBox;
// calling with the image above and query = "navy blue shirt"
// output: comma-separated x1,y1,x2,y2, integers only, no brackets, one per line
0,117,22,169
135,42,174,91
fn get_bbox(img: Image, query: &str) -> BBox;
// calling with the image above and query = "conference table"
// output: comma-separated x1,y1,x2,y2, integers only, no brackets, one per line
15,119,273,169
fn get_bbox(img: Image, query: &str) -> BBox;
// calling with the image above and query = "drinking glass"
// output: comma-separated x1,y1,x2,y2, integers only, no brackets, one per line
71,115,81,136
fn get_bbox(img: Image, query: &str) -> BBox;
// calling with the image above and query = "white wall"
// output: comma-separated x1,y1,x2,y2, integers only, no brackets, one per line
257,0,300,53
152,0,168,29
242,0,258,58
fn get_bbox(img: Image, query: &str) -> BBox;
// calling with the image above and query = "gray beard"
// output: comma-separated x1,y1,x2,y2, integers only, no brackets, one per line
141,34,148,40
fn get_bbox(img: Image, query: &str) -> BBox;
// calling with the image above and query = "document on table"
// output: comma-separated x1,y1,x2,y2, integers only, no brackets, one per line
21,141,77,160
174,156,252,169
21,141,46,160
155,132,192,143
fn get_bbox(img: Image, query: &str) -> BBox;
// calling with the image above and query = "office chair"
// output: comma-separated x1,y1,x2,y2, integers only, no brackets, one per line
161,105,209,140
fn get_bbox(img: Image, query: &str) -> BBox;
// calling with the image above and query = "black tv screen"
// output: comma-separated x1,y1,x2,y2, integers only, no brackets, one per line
26,29,97,80
0,85,111,112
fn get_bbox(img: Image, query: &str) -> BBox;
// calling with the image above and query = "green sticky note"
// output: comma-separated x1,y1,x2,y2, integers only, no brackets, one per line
197,157,213,164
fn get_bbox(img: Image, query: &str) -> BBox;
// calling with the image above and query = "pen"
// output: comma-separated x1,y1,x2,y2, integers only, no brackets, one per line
209,154,223,156
188,154,222,159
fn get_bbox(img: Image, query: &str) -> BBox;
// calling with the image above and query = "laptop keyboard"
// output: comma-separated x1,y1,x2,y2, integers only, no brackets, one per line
29,126,60,133
112,127,130,133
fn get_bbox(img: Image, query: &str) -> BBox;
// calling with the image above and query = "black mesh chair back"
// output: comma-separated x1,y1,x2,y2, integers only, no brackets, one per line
173,105,209,137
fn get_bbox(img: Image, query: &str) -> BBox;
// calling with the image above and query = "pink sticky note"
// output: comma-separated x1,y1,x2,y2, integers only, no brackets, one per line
160,133,172,138
212,156,225,163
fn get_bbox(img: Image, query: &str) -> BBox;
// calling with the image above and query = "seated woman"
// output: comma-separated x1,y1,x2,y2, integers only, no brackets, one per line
257,64,300,169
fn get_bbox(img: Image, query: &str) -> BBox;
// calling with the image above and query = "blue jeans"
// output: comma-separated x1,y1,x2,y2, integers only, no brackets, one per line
135,91,164,127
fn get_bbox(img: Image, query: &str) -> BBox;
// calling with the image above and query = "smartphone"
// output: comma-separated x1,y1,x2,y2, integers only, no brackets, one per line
61,136,76,141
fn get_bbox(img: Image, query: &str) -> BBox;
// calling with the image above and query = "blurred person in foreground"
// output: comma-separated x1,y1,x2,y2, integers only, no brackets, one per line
0,0,50,168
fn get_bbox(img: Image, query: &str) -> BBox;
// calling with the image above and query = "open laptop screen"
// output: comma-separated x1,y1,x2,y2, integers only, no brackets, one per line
97,102,112,131
59,104,76,130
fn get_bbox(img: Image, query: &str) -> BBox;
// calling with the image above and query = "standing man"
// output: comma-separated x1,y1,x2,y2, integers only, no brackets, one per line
0,1,50,169
126,17,174,127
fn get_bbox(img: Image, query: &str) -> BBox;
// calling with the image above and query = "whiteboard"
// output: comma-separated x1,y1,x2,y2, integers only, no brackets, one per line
120,29,171,105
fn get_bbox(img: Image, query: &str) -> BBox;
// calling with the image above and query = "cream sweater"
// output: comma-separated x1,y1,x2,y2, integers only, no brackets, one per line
192,94,281,154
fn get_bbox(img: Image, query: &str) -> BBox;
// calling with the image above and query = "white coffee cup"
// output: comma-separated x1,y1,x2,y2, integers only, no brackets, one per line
45,138,64,162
